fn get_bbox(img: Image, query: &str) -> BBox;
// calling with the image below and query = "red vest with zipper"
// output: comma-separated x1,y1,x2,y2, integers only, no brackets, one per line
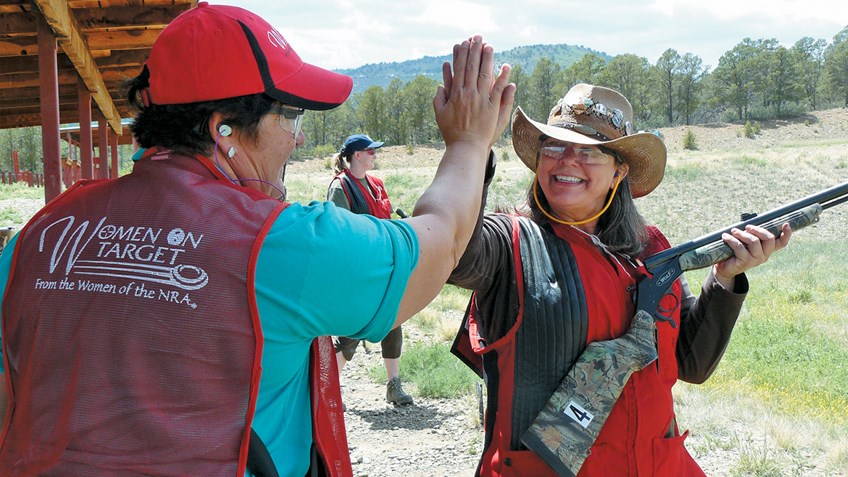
458,217,703,477
0,150,351,476
335,170,392,219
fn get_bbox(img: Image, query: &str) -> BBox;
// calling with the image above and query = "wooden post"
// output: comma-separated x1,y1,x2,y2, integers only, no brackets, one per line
37,14,62,202
111,134,119,178
97,114,108,179
78,77,93,179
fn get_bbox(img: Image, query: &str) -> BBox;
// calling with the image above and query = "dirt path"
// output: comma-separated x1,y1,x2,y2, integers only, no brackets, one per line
339,344,482,477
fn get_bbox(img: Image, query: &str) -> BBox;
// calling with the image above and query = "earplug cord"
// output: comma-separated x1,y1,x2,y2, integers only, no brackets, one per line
213,128,287,201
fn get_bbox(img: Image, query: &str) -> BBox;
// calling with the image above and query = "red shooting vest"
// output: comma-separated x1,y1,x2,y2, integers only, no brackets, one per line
0,150,350,476
457,218,701,477
335,170,392,219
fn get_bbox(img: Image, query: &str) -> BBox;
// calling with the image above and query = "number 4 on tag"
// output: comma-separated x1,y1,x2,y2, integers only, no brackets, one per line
564,400,594,429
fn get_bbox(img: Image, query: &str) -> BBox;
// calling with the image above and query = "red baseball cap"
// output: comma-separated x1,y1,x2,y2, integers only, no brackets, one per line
144,2,352,110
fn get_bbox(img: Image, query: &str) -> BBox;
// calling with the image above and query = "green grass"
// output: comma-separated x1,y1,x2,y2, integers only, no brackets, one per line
0,183,43,227
0,183,43,201
664,162,709,181
705,239,848,425
733,155,769,168
0,207,23,227
714,316,848,423
369,341,481,399
731,436,783,477
382,172,428,214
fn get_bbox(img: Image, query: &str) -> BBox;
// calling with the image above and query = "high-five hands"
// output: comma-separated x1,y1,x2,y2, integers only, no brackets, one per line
434,35,516,149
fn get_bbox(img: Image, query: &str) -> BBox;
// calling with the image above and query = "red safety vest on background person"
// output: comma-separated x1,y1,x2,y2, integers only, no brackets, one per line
0,150,351,476
335,170,393,219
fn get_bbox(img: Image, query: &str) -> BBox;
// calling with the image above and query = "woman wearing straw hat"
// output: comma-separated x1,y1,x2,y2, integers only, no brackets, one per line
449,83,791,476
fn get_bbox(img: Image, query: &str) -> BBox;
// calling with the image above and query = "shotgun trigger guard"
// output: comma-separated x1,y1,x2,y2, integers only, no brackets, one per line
652,292,679,328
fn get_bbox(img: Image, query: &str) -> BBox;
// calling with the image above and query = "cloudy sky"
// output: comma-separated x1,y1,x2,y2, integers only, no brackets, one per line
225,0,847,71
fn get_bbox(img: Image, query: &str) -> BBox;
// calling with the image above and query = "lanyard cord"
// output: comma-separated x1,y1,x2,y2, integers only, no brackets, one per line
532,172,622,226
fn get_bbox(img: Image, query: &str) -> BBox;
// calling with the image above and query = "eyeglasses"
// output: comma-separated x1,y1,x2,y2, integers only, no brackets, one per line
539,144,612,165
269,105,305,138
363,149,377,155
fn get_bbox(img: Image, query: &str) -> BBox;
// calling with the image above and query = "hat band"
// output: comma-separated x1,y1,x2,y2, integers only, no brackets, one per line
557,96,635,138
549,121,612,141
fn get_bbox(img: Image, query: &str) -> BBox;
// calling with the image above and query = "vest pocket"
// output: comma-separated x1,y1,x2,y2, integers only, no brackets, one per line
652,430,705,477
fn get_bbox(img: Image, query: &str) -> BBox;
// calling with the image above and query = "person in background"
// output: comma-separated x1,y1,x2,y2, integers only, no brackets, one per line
328,134,414,406
0,2,515,475
449,83,791,476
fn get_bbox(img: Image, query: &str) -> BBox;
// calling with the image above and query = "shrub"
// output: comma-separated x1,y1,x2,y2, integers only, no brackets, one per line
683,129,697,150
744,120,761,139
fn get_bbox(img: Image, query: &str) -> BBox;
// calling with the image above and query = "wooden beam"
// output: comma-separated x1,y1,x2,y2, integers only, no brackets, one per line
80,29,164,51
0,11,36,34
0,53,76,74
0,35,37,57
0,111,81,129
72,5,191,29
34,0,123,134
1,63,144,89
1,28,163,57
0,84,77,101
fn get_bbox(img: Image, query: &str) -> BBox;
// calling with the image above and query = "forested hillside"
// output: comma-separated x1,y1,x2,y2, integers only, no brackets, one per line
337,43,610,93
289,27,848,163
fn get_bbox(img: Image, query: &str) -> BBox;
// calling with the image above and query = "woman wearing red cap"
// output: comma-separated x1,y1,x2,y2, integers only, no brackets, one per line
449,84,791,477
328,134,414,407
0,3,515,476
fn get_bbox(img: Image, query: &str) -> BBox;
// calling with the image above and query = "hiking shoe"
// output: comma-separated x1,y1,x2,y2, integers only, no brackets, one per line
386,378,414,406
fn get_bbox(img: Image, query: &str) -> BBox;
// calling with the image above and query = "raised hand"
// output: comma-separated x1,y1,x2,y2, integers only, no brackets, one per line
433,35,515,149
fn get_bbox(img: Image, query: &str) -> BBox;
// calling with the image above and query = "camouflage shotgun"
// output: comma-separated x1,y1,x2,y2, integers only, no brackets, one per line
639,179,848,327
521,180,848,477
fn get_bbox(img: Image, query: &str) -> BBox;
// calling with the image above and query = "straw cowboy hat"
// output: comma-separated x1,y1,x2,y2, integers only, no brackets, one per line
512,83,667,198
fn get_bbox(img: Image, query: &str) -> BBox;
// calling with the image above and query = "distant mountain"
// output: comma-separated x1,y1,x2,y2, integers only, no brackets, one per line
337,43,612,94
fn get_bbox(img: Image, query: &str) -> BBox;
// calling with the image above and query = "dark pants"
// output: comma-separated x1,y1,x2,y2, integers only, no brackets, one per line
334,325,403,361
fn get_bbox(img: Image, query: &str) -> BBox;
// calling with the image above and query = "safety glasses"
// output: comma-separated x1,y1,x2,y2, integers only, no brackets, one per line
269,105,305,138
539,143,612,165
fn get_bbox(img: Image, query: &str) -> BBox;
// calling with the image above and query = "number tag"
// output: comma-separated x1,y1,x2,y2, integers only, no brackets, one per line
564,400,594,429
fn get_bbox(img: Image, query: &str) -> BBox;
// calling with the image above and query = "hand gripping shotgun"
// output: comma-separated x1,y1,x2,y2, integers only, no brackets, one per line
639,180,848,327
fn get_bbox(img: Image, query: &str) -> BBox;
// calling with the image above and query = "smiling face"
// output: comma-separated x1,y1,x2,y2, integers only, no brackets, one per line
536,140,628,225
349,148,377,177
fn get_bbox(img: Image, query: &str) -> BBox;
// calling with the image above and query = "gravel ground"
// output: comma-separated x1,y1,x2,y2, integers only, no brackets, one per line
340,351,482,477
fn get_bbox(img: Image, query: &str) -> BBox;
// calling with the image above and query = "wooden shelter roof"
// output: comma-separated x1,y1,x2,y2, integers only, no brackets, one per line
0,0,196,135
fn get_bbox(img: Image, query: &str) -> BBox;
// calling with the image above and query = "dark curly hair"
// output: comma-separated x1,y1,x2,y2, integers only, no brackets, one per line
123,66,275,156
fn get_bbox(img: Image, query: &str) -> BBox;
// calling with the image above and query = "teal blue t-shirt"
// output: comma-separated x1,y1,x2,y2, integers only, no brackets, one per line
0,200,418,476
